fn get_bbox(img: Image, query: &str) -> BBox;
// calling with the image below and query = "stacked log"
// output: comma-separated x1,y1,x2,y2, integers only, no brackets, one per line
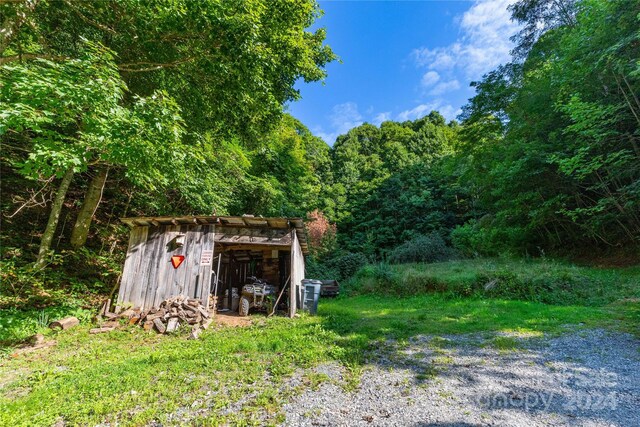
49,317,79,330
99,295,214,337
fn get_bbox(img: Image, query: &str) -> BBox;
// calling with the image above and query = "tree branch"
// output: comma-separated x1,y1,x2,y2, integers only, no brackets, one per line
0,53,67,65
62,0,117,35
0,0,41,53
118,57,195,72
5,176,54,218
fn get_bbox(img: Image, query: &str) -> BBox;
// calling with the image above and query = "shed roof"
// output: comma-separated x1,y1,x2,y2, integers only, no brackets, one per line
120,215,308,253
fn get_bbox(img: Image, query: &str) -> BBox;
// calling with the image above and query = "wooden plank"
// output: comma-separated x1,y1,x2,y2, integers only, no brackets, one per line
117,226,139,307
127,227,152,308
157,225,184,306
269,219,289,228
118,226,148,308
121,215,303,228
243,218,269,227
180,225,202,301
151,225,181,307
214,226,291,245
199,225,215,304
217,244,291,252
141,226,167,309
125,225,149,307
289,231,304,317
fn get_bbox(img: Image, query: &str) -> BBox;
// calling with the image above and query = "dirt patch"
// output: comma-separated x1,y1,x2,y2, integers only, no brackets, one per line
8,335,57,358
214,312,252,327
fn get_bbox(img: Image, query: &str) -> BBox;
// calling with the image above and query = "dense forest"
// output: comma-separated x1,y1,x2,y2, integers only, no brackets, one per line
1,0,638,308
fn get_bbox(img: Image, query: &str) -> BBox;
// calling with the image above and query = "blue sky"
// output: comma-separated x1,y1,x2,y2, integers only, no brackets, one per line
287,0,519,145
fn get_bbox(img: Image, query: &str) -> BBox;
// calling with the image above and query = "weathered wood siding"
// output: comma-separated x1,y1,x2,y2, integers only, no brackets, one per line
117,225,215,309
214,226,292,247
289,230,305,317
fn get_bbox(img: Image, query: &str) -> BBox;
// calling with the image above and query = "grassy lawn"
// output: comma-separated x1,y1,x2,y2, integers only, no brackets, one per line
1,259,638,426
0,316,339,426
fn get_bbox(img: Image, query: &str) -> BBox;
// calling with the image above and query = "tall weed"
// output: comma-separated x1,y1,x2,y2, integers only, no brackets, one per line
343,259,639,307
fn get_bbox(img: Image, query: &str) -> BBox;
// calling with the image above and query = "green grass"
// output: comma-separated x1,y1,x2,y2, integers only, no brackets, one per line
345,258,640,307
485,336,522,352
0,316,342,426
318,294,614,363
0,306,95,350
0,258,637,426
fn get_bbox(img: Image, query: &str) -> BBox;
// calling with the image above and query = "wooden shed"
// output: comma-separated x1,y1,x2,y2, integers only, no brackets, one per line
116,215,307,317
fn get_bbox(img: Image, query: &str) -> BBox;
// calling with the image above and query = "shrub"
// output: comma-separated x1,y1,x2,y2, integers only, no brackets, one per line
305,255,339,281
0,247,117,310
329,252,370,282
477,270,593,305
451,220,533,257
388,233,456,264
305,252,370,282
342,263,400,295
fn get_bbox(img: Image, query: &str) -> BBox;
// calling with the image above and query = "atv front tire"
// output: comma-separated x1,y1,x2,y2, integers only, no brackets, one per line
239,296,250,316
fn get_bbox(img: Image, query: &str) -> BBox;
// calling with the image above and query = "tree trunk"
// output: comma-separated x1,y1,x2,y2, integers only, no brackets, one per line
35,167,75,269
70,166,109,249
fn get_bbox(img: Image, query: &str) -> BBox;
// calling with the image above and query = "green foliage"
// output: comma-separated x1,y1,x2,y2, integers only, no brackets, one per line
2,0,336,141
388,232,457,264
1,40,187,188
304,255,338,281
450,219,532,257
245,115,331,216
328,252,370,282
1,1,337,298
0,246,120,310
458,0,640,255
326,113,464,256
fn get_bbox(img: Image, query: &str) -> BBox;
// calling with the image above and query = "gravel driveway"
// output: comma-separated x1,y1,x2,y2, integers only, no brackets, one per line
283,329,640,427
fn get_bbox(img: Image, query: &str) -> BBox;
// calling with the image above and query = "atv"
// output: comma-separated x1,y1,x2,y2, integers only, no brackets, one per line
238,277,277,316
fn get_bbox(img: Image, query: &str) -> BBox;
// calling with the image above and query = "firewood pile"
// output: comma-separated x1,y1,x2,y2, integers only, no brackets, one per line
97,295,215,338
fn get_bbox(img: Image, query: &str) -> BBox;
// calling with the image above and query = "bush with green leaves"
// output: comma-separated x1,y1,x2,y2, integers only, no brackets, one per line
304,255,339,281
451,220,534,257
329,252,370,282
341,263,400,295
388,233,456,264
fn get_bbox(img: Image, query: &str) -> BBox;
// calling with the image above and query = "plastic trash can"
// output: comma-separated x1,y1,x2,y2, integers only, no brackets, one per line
300,279,313,308
302,279,322,315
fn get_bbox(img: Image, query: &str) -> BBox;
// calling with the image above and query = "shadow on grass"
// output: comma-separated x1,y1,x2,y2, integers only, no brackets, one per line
318,294,606,362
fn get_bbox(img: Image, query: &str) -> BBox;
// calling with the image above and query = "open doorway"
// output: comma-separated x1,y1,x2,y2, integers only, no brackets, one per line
211,245,292,317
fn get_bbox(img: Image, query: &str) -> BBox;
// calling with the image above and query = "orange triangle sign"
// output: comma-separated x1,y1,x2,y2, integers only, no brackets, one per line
171,255,185,269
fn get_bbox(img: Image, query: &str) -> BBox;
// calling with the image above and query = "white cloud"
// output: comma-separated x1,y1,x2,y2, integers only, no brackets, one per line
438,104,463,121
429,79,460,96
412,0,518,80
315,102,364,145
397,100,462,122
420,71,440,87
397,103,437,122
414,46,458,71
373,111,391,126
